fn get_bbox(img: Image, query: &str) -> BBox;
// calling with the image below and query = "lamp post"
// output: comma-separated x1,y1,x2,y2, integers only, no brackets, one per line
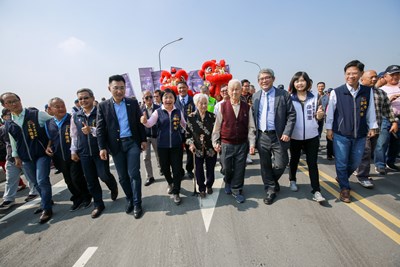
158,37,183,71
244,60,261,70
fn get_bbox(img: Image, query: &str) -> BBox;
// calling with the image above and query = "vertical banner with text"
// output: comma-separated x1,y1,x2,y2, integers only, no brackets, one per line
151,70,162,91
138,67,154,93
122,73,135,98
187,70,204,93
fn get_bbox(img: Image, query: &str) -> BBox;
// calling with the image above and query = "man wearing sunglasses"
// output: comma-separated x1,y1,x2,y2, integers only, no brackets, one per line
97,75,147,219
141,90,161,186
70,88,119,219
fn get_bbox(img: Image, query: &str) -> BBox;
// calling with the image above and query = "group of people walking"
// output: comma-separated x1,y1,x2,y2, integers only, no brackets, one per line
0,60,399,224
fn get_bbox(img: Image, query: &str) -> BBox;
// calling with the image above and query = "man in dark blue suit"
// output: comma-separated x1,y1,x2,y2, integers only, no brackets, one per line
97,75,147,219
174,81,196,179
252,68,296,205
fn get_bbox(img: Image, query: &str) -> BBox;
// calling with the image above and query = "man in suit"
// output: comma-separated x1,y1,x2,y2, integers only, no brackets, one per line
252,68,296,205
97,75,147,219
174,81,196,179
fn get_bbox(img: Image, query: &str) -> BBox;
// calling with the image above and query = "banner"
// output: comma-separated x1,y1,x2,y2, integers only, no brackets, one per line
138,67,154,92
122,73,135,98
151,70,162,91
187,70,204,93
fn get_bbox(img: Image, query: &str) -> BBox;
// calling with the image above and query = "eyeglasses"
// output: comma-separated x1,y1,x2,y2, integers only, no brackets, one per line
144,96,153,100
5,99,20,105
78,96,90,101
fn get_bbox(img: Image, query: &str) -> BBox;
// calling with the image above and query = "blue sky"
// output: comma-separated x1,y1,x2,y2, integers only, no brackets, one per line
1,0,399,110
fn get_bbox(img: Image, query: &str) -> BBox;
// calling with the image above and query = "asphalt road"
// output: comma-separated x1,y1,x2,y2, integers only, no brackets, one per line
0,139,399,267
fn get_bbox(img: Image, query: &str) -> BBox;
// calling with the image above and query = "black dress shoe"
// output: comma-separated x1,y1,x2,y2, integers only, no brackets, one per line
263,192,276,205
144,177,155,186
125,201,134,214
133,205,143,219
91,206,105,218
39,210,53,224
111,188,118,201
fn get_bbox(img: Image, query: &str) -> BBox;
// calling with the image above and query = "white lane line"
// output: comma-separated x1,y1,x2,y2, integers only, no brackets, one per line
199,172,223,232
0,179,67,223
72,247,98,267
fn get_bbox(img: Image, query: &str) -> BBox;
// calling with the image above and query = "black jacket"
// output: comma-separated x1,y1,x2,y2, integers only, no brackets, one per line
96,97,146,155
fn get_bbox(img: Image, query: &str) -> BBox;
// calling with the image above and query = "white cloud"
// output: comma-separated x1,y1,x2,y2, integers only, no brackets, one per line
58,36,86,55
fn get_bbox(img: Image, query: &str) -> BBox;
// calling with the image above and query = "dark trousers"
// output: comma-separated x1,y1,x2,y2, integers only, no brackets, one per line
257,132,289,190
355,135,378,180
80,154,118,208
220,142,248,194
327,137,334,158
289,136,321,193
53,155,91,203
195,154,217,192
158,147,183,194
184,144,194,173
318,120,324,138
111,139,142,205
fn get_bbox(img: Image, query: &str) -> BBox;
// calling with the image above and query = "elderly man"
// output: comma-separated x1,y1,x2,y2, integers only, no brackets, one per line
252,69,296,205
141,90,161,186
212,79,256,203
355,70,398,187
376,65,400,172
326,60,378,203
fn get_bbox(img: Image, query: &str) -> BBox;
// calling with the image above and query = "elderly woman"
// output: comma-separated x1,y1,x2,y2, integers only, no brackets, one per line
186,93,217,198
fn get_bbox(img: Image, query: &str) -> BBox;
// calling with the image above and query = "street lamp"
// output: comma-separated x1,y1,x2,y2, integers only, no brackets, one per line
158,37,183,71
244,60,261,70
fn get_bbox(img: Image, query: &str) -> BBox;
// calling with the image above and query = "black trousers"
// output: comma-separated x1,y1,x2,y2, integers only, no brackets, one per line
289,136,321,193
52,155,91,203
158,147,183,194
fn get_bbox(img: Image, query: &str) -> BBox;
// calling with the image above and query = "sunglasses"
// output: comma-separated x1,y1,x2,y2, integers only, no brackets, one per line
78,96,90,101
144,96,153,100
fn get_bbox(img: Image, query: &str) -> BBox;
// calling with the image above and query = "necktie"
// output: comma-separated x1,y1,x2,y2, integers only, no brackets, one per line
265,92,269,131
181,98,185,107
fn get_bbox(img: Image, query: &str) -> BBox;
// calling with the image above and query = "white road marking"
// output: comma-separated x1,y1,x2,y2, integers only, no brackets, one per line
198,172,223,232
0,179,67,223
72,247,98,267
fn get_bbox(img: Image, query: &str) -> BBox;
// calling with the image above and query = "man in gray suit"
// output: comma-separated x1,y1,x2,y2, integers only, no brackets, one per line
252,68,296,205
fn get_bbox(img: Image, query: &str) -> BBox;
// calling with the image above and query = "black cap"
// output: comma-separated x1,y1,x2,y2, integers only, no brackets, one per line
385,65,400,75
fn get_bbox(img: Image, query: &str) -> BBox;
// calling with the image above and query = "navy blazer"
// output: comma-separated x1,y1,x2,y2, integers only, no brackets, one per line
97,97,146,155
252,87,296,140
174,95,195,120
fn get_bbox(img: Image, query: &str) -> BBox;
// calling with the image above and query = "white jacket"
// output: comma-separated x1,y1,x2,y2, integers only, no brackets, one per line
291,92,319,140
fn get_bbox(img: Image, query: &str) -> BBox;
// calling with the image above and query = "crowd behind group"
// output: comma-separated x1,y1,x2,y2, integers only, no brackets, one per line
0,60,399,224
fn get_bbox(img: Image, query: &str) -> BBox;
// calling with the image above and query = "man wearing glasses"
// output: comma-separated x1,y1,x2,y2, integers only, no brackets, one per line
0,92,53,223
141,90,161,186
97,75,147,219
70,88,118,218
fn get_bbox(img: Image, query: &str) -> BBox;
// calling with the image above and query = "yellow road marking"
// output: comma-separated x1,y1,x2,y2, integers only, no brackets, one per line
297,164,400,245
